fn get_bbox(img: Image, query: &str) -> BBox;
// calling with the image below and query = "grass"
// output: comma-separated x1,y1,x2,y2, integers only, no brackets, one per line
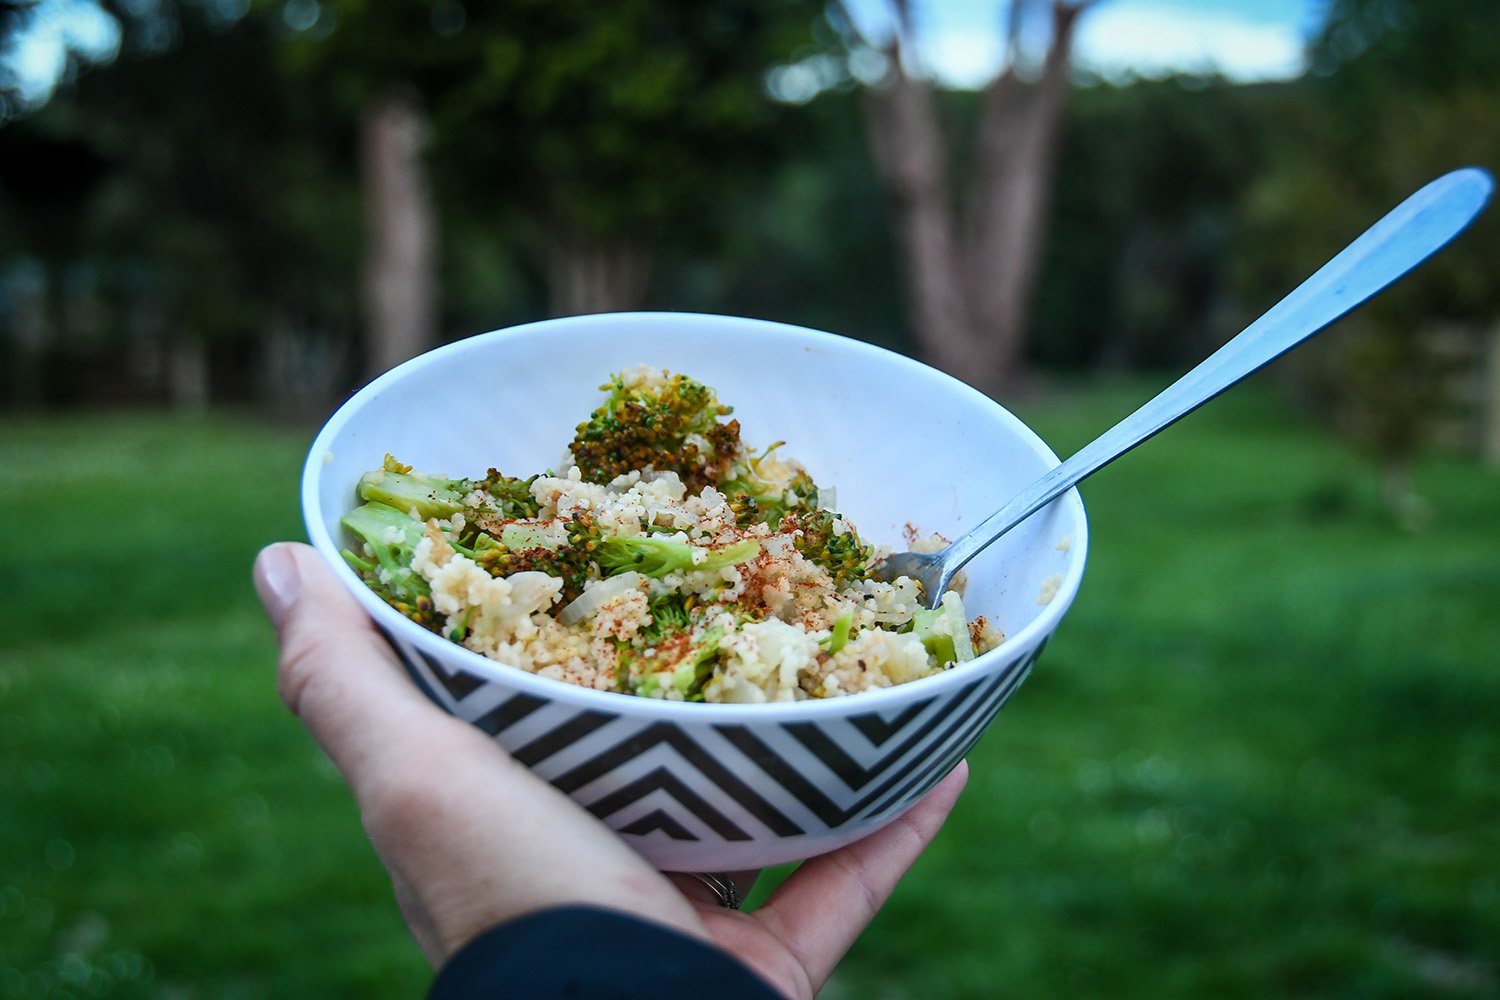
0,416,426,999
2,385,1498,998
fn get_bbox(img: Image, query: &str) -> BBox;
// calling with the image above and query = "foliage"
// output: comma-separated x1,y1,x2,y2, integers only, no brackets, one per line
0,1,363,405
1230,0,1500,494
0,0,828,406
1,0,1496,423
653,85,911,352
1035,76,1289,372
293,0,824,253
0,0,119,123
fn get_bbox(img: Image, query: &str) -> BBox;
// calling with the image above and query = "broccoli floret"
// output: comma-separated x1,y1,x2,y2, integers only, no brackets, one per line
909,591,976,668
479,469,543,519
468,513,760,603
784,508,873,587
721,442,820,529
473,520,592,603
569,370,742,491
340,501,440,631
356,455,468,521
358,458,542,534
595,534,761,579
632,630,727,700
638,592,692,646
628,599,729,700
559,510,760,579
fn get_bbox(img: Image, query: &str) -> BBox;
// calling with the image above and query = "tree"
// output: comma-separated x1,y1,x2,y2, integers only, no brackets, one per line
281,1,454,382
359,84,437,379
1234,0,1500,512
438,2,823,314
836,0,1097,395
293,0,822,379
1033,75,1287,374
0,1,363,409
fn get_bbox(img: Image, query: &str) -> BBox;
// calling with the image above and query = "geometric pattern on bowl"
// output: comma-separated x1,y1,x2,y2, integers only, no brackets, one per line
388,627,1048,870
302,312,1089,873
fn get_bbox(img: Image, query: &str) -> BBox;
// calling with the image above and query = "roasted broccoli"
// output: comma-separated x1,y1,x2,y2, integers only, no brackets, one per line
479,469,543,519
627,595,730,700
595,534,761,579
468,514,760,602
356,455,467,520
468,519,592,603
359,456,544,535
340,501,440,631
784,508,873,587
475,542,591,606
720,442,820,529
568,370,742,491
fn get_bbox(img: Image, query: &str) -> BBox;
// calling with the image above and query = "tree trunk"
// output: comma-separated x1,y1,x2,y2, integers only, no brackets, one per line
545,235,653,315
4,262,49,408
966,1,1084,389
166,333,209,411
855,0,1091,396
360,88,437,381
866,55,984,379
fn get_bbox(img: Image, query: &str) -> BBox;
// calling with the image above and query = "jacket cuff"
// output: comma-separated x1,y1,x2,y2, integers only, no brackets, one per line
428,905,785,1000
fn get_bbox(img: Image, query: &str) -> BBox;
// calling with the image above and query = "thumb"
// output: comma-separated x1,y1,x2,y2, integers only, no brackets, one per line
252,541,471,792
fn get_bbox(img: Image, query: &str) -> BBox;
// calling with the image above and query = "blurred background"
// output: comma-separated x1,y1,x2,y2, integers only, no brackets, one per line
2,0,1497,996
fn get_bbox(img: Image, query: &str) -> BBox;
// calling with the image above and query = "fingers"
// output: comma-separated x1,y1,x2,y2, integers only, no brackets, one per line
754,760,969,986
666,870,760,911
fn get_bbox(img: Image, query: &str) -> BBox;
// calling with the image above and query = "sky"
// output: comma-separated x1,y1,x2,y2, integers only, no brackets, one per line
855,0,1332,88
2,0,1333,118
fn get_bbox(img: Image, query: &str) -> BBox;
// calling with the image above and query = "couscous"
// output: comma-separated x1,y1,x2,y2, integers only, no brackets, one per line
342,366,1002,703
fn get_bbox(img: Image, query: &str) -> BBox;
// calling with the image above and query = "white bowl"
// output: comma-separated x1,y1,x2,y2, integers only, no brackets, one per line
302,312,1087,871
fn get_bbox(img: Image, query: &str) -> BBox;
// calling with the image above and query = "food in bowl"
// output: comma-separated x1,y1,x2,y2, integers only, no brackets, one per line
341,365,1002,703
304,313,1087,871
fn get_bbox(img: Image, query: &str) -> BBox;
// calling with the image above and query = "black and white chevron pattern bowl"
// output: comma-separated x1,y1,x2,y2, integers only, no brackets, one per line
303,313,1088,871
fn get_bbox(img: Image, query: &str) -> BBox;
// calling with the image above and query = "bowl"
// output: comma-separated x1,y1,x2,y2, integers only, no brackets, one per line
301,312,1088,871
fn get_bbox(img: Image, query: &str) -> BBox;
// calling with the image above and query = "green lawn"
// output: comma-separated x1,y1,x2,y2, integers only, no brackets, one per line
3,385,1497,998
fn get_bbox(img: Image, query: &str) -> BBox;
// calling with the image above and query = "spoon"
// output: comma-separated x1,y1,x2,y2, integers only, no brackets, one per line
876,166,1494,608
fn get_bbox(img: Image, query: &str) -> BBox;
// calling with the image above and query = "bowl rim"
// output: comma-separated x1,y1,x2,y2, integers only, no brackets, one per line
301,310,1089,721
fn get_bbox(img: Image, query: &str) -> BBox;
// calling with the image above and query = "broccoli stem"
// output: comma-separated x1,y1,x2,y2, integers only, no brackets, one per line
340,501,429,600
909,591,976,667
595,536,759,579
356,469,466,520
500,522,560,551
823,611,855,655
634,625,728,700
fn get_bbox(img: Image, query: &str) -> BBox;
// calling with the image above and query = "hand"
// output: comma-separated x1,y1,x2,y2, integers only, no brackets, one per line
253,541,968,1000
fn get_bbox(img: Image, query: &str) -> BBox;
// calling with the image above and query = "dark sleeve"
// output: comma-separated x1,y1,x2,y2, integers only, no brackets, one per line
427,905,787,1000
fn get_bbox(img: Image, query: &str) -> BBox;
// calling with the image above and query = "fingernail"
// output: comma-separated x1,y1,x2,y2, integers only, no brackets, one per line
254,544,302,630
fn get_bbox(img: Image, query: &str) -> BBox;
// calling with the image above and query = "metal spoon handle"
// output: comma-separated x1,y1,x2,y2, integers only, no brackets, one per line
941,166,1494,578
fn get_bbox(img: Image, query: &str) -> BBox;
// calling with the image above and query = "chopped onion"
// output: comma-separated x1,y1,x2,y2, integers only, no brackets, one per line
501,522,563,550
559,572,643,626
